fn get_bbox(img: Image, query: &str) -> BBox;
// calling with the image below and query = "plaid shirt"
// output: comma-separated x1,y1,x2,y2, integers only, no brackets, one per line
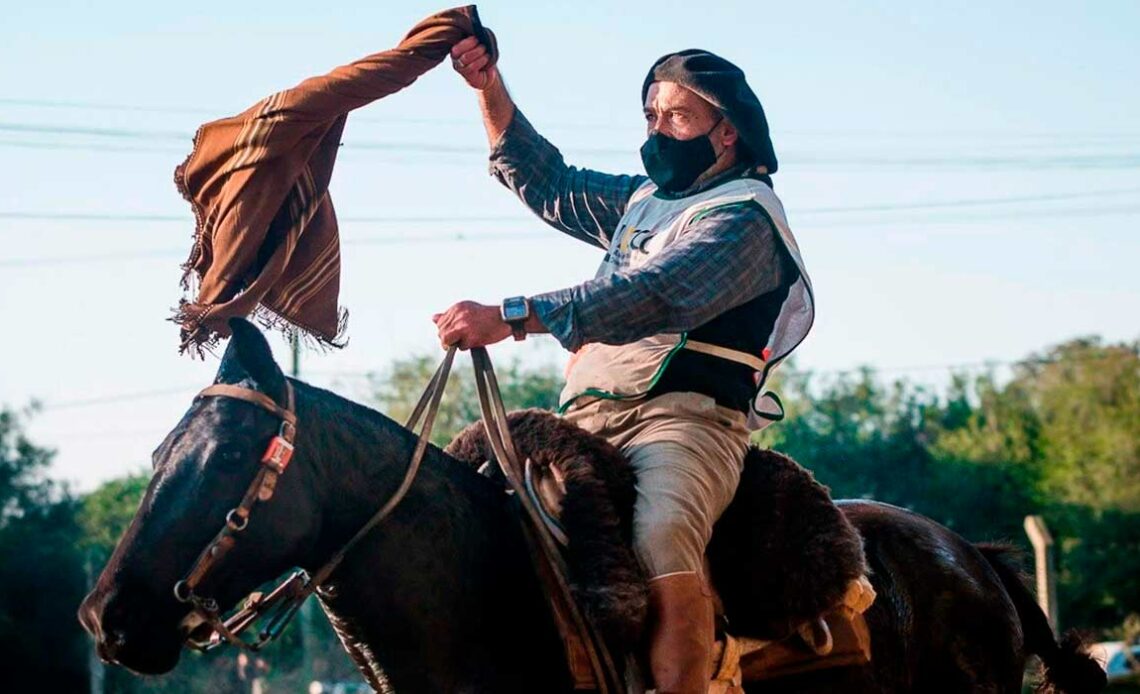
489,110,785,352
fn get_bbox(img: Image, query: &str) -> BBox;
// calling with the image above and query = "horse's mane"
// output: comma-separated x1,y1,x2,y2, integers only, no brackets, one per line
287,377,504,502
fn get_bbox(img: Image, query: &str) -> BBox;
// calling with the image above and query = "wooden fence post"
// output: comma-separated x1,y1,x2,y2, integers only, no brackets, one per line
1023,515,1059,634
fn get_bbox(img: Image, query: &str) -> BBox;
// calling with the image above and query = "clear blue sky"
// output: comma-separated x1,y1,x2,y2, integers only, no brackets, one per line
2,1,1138,490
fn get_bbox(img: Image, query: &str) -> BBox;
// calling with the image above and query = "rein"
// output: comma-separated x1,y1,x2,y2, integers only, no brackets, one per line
471,349,621,693
174,347,456,652
171,346,618,694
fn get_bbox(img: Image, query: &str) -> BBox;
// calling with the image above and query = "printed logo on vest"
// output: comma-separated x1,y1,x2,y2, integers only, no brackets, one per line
611,226,656,267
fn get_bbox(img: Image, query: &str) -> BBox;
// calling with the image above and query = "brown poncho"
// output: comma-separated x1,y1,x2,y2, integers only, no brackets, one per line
173,5,496,355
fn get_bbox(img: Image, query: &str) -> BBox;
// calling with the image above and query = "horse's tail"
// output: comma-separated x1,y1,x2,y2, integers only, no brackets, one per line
975,543,1106,694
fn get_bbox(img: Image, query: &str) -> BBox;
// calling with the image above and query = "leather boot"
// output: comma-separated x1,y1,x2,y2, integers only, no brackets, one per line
647,572,715,693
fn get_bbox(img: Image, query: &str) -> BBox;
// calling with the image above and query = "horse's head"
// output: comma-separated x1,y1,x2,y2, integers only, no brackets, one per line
78,319,323,674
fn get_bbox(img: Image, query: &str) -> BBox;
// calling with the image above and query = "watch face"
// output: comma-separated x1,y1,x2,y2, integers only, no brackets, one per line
503,300,528,321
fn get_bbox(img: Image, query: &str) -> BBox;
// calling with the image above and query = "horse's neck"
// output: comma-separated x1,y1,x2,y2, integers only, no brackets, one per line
291,382,569,693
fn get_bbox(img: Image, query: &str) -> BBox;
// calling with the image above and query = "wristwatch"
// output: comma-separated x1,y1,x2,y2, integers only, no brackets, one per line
500,296,530,341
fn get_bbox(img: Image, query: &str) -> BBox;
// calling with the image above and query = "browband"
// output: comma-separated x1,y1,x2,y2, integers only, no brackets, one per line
197,383,297,426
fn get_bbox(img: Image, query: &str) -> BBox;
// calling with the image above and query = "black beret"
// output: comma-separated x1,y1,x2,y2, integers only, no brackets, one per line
642,49,778,174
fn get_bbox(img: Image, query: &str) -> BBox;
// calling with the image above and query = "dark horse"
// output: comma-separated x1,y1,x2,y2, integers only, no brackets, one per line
79,320,1105,693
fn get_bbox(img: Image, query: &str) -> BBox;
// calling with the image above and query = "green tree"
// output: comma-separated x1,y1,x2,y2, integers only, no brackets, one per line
0,405,88,692
763,338,1140,633
80,471,149,566
953,339,1140,630
1024,338,1140,511
0,403,55,520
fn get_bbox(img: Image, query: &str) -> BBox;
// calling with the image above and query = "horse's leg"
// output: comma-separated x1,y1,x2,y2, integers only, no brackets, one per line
906,562,1024,693
834,502,1036,694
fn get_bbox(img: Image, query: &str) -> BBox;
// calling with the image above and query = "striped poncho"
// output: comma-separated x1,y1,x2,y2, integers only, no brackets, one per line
174,5,495,354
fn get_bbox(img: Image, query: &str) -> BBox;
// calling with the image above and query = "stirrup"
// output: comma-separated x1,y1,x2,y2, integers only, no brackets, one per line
709,633,745,694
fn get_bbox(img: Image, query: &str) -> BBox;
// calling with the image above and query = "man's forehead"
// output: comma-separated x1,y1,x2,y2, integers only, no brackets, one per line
644,81,713,112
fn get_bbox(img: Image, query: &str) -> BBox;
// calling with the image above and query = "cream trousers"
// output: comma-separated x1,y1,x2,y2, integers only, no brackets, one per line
563,392,750,578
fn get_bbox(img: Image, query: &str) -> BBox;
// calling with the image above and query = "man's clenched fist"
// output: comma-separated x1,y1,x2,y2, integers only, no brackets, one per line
433,301,511,350
450,35,497,90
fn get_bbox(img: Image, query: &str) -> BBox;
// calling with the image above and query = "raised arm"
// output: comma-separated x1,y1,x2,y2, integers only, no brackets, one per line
451,37,514,147
450,36,646,249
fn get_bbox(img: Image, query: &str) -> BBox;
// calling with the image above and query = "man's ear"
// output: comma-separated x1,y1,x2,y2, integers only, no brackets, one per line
719,120,739,148
216,318,288,404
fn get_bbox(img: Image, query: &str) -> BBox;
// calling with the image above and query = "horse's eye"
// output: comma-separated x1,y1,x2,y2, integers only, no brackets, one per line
217,446,246,467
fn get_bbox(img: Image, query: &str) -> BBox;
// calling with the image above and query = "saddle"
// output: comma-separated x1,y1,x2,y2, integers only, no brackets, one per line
446,409,874,689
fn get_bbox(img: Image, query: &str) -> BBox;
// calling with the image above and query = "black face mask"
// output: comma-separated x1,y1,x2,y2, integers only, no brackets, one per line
640,117,723,193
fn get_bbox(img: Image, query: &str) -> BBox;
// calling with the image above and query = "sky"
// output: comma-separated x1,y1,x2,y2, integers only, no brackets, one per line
1,1,1138,491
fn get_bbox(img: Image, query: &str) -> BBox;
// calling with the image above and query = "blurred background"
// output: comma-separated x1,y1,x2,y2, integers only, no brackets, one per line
1,0,1137,691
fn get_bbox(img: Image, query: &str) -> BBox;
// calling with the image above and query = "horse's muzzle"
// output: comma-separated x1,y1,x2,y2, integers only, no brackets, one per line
96,629,127,663
78,586,183,674
79,590,121,663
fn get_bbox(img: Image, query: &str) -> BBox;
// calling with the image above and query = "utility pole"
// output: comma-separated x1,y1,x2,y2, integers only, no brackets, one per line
1024,515,1059,634
86,555,105,694
291,334,318,690
291,333,301,381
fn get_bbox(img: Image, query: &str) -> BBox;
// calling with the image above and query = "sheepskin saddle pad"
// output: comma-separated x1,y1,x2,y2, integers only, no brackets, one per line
445,408,870,652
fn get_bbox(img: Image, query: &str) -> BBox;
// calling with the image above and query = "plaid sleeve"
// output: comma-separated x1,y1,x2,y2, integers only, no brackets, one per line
489,109,647,249
529,202,788,351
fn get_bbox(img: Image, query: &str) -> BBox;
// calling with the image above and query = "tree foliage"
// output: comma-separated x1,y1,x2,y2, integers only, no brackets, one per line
0,404,56,522
6,336,1137,691
0,405,88,692
80,472,149,565
762,337,1140,631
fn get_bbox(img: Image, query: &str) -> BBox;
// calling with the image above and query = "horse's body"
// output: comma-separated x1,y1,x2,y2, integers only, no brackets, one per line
79,320,1105,693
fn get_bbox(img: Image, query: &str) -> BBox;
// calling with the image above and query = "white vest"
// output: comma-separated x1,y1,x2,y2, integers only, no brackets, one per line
559,176,814,431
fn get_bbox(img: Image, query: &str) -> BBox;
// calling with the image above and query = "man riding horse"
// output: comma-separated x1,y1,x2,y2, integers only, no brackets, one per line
434,35,813,693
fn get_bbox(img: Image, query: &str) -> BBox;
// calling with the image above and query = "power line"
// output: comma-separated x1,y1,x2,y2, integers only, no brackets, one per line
0,97,217,117
38,427,175,442
789,151,1140,170
2,201,1138,269
0,211,527,223
0,122,186,141
3,187,1138,225
4,119,1140,168
0,132,619,159
0,138,185,154
805,203,1140,227
6,97,1140,141
0,248,188,268
0,121,623,155
0,97,611,131
797,186,1140,215
2,135,1133,169
0,232,546,268
42,385,200,411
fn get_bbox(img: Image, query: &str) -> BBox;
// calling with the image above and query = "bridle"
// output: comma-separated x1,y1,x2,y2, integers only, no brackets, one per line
169,346,621,693
173,347,456,652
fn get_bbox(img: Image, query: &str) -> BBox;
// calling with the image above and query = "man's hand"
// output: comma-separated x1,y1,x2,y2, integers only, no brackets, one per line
451,35,498,90
433,301,511,350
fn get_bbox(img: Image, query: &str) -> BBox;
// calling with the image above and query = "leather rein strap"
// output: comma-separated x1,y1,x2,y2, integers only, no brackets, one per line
471,348,621,693
308,345,455,586
174,347,456,652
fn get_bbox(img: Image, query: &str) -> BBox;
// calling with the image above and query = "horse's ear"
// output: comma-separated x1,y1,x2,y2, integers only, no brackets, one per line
216,318,288,403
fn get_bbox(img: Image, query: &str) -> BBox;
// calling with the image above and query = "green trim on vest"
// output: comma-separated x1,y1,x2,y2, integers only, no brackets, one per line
556,333,691,415
689,198,791,415
690,199,777,231
751,390,786,422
